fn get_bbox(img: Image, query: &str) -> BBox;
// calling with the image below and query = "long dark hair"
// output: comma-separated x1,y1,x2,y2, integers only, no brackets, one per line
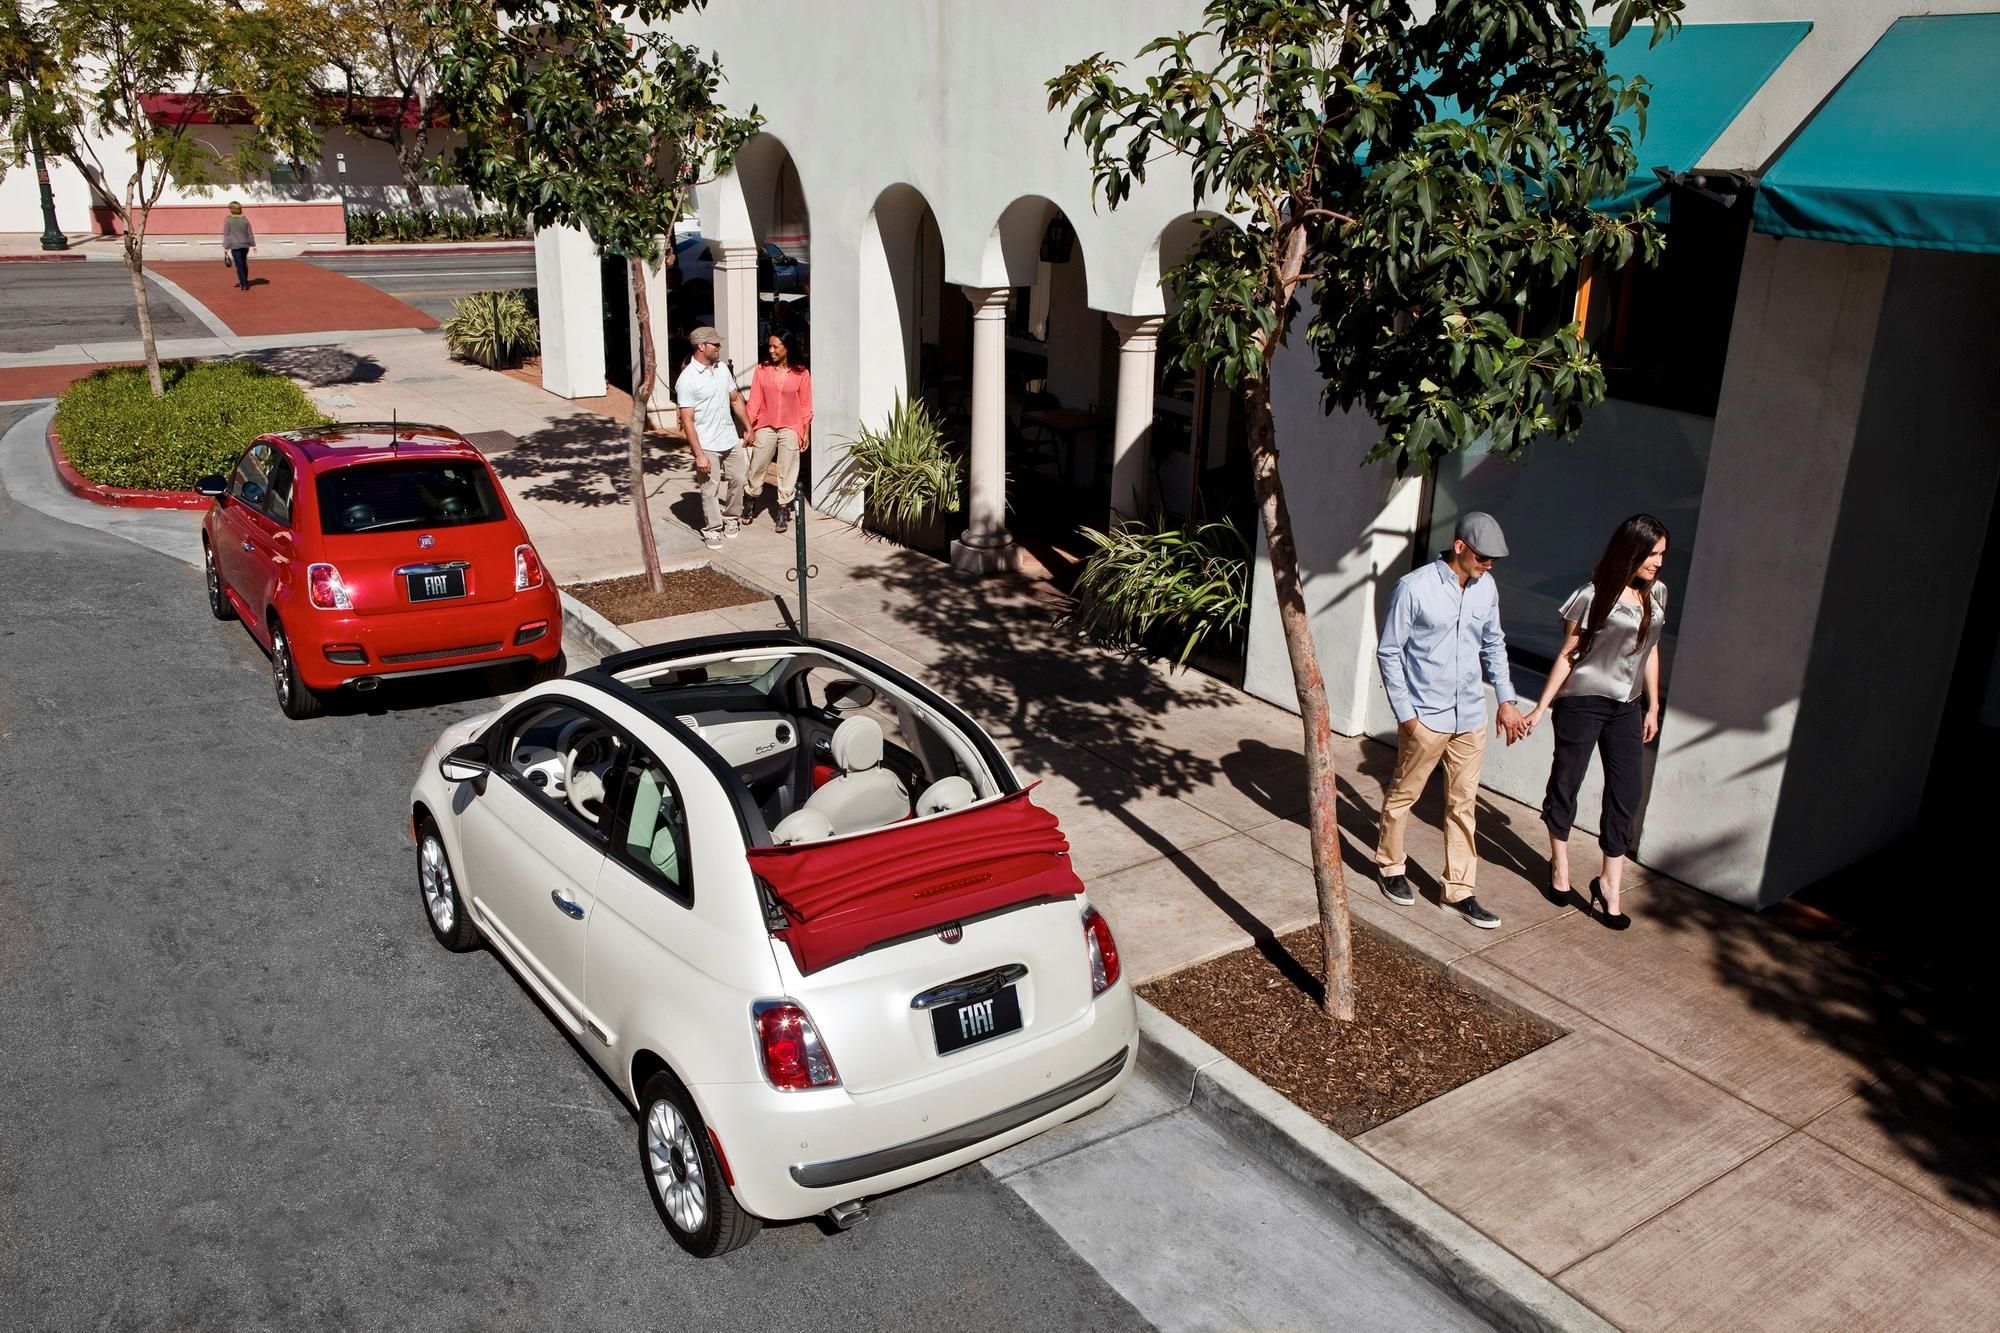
1572,513,1669,664
762,329,805,370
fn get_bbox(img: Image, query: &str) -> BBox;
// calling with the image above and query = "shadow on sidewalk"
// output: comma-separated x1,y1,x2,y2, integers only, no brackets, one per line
490,414,683,509
250,345,385,387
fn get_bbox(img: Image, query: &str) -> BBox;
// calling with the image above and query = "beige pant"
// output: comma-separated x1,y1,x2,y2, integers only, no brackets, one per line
748,427,802,511
1375,720,1487,902
699,447,749,533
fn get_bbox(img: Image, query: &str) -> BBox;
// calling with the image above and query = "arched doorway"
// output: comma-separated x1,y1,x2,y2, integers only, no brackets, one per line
858,183,951,437
690,133,812,387
1143,212,1255,536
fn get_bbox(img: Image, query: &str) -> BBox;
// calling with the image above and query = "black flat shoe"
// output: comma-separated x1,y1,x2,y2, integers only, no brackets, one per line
1588,878,1631,931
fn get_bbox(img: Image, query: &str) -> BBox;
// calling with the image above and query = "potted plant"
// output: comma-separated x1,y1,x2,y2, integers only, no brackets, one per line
1063,516,1251,674
834,395,963,555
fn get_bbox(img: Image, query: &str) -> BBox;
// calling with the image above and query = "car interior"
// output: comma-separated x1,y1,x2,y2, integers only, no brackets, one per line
613,648,1004,844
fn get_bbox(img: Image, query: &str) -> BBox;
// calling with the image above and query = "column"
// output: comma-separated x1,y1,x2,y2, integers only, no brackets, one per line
1107,313,1164,524
951,285,1019,575
637,239,676,429
533,224,606,399
711,240,761,388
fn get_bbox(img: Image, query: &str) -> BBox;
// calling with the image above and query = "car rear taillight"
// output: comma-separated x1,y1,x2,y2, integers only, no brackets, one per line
514,543,545,591
306,562,352,610
1083,906,1121,996
754,1002,840,1091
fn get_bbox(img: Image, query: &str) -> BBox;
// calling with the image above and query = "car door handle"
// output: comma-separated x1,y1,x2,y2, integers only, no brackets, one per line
550,889,585,920
241,541,254,552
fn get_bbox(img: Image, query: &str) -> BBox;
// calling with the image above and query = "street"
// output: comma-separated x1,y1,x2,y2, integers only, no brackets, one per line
303,250,537,321
0,405,1146,1332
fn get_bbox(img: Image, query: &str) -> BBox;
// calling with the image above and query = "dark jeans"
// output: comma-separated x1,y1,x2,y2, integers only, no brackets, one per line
1541,695,1644,857
229,247,250,287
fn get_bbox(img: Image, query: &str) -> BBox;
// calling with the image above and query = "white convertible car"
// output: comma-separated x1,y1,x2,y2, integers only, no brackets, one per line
408,631,1137,1255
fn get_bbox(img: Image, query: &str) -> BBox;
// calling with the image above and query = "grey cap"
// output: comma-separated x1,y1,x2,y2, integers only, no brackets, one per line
1454,511,1509,558
689,325,721,347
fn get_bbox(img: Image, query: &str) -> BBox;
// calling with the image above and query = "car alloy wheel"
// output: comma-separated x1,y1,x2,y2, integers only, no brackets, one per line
271,622,323,719
204,542,234,621
636,1072,760,1257
417,819,479,952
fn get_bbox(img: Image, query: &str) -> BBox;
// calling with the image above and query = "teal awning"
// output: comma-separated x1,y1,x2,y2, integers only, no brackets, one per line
1592,21,1811,214
1754,15,2000,253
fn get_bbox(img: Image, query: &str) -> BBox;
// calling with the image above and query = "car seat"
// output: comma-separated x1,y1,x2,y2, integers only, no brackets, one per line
769,809,835,845
915,776,976,816
801,716,910,835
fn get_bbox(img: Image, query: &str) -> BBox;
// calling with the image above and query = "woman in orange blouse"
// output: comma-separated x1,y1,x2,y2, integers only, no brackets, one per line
745,331,812,533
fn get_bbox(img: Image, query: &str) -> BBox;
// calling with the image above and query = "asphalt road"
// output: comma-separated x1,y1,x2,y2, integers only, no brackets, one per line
0,420,1148,1332
0,263,204,354
306,251,538,322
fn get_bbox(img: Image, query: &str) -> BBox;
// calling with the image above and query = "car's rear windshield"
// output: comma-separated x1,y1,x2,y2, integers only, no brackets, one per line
316,460,505,535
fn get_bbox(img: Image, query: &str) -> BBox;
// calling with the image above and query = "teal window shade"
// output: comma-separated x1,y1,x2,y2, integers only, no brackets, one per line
1754,15,2000,254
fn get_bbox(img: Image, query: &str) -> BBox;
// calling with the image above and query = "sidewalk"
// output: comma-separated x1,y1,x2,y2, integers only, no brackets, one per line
268,332,2000,1329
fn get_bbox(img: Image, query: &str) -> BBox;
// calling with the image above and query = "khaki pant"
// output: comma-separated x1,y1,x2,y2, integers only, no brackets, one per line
747,427,803,512
699,447,749,534
1375,720,1487,902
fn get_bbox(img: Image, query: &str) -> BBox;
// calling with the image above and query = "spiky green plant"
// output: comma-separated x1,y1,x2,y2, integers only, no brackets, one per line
1065,517,1251,666
835,395,964,532
441,289,539,369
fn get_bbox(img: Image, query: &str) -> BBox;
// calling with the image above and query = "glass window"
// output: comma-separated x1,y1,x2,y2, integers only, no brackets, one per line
613,751,690,899
497,700,627,832
263,451,296,525
315,459,505,535
1428,399,1710,676
230,443,271,508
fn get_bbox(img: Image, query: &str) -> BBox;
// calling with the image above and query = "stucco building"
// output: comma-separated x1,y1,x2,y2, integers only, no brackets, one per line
529,0,2000,912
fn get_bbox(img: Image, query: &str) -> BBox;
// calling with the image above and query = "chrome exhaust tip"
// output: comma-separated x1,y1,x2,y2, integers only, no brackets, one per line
351,676,382,693
826,1199,868,1230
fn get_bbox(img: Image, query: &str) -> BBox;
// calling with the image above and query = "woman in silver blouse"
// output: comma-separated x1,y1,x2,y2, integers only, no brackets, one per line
1522,515,1670,929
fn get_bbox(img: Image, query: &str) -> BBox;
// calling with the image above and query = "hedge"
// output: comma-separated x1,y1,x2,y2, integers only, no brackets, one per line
54,360,328,491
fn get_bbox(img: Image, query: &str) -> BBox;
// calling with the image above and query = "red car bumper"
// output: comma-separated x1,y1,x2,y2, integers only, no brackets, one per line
290,585,563,691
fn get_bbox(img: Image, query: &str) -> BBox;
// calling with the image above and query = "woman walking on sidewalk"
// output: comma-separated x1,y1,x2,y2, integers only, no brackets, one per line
221,202,255,290
745,331,812,533
1523,514,1670,930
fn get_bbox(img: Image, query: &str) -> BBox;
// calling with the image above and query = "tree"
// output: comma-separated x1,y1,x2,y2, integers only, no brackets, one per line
1,1,319,397
1049,0,1681,1019
270,0,443,209
434,0,759,593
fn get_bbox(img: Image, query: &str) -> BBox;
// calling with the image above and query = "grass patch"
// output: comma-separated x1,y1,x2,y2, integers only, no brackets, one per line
54,359,328,491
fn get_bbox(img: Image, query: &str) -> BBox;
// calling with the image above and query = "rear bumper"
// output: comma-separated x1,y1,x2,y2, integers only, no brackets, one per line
292,586,562,690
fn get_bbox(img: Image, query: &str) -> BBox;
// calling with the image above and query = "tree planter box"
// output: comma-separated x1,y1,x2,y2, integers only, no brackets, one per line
862,507,953,559
45,424,208,511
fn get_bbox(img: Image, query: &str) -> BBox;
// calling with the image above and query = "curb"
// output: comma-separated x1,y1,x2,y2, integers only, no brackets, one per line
46,423,209,511
1135,999,1616,1333
0,252,87,263
558,589,640,665
299,242,534,258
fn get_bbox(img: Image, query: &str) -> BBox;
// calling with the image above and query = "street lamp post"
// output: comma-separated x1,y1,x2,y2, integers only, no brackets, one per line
30,121,67,251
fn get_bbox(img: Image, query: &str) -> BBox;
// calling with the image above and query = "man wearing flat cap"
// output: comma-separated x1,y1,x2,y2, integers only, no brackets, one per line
1373,511,1528,929
676,326,752,548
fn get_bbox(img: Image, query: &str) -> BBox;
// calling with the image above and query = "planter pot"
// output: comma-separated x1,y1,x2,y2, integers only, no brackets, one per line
863,506,953,558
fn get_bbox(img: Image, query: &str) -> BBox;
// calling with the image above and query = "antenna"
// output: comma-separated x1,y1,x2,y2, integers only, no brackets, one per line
391,408,398,453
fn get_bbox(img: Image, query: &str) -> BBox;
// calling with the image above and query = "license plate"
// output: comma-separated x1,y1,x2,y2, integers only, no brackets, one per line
405,568,467,602
931,985,1023,1056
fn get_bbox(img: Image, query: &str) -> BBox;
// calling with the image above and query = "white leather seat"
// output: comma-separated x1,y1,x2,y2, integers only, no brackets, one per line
770,809,835,845
802,716,911,835
916,775,976,816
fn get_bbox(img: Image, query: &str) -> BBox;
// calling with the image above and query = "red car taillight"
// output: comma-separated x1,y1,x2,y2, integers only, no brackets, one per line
514,543,545,591
306,562,352,610
754,1002,840,1091
1083,906,1120,996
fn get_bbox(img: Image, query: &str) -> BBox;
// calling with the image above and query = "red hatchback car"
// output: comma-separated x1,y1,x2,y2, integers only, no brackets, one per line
197,423,563,719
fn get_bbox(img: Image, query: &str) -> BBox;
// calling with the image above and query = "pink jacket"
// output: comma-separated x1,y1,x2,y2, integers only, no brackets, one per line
747,363,813,447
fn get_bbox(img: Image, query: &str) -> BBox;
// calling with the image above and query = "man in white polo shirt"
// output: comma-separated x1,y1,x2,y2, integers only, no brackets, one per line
675,326,752,548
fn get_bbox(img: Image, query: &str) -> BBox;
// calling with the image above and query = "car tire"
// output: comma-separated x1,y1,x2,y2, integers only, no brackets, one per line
638,1072,761,1258
270,619,324,720
521,649,567,687
204,541,235,621
416,816,480,952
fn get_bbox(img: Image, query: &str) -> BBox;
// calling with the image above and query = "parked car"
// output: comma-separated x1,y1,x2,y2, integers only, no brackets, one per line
407,631,1137,1256
760,240,808,295
671,234,713,284
197,424,563,720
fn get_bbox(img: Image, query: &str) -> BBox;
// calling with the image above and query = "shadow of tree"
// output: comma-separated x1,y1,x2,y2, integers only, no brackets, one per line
248,345,387,387
489,413,687,510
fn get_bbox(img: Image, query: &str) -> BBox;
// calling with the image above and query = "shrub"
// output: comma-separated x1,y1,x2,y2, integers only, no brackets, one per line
343,207,528,245
1064,517,1251,665
442,289,540,368
833,395,963,533
54,360,328,491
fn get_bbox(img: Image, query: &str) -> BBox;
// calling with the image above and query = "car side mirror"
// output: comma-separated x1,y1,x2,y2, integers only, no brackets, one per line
824,678,877,713
196,475,227,498
439,740,491,793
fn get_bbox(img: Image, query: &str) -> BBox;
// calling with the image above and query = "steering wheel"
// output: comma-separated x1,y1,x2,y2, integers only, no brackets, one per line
555,717,614,823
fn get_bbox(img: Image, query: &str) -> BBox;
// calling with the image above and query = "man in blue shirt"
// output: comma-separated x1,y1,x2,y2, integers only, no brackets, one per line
1374,512,1528,929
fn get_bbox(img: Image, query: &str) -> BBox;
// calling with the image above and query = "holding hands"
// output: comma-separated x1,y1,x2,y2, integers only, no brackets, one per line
1495,701,1533,745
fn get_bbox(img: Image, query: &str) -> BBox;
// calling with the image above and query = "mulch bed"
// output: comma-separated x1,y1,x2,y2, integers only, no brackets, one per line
565,566,767,624
1141,922,1560,1138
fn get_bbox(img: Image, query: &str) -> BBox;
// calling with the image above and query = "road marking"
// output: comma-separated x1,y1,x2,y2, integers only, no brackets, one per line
329,268,537,279
143,269,233,339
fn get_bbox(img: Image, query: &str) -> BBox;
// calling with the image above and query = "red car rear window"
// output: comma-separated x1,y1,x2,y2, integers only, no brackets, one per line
748,788,1083,975
316,460,505,535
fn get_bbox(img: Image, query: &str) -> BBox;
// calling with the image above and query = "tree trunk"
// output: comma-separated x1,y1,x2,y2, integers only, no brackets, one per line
627,254,666,594
1240,370,1355,1021
123,215,164,398
400,113,427,210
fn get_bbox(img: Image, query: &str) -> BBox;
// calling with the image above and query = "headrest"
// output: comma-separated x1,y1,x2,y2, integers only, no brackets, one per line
830,715,883,772
771,809,834,845
916,776,976,816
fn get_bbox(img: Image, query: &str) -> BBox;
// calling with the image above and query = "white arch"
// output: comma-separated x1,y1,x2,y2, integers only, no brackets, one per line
858,183,943,432
972,195,1068,291
1131,210,1232,315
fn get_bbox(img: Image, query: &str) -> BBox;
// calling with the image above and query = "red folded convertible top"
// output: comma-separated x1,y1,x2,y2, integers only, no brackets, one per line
748,787,1083,975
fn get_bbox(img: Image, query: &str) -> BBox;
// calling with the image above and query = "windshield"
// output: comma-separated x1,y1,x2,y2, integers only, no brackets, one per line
633,655,787,695
316,460,505,535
